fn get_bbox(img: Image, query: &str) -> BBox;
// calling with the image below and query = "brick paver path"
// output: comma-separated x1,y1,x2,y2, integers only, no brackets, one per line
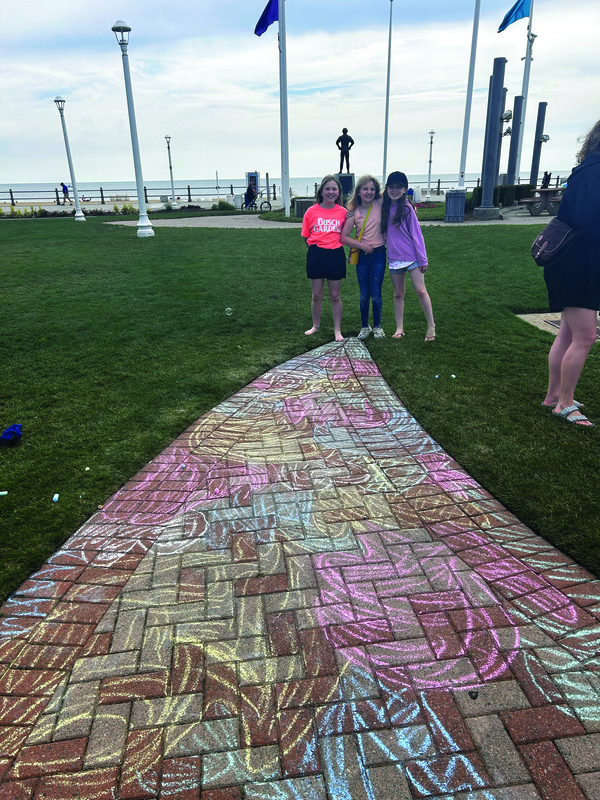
1,340,600,800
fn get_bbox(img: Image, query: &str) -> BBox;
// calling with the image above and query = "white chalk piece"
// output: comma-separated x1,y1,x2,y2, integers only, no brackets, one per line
52,494,59,503
0,491,8,496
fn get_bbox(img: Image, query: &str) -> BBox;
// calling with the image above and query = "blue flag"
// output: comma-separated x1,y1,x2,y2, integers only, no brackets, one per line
255,0,278,36
498,0,531,32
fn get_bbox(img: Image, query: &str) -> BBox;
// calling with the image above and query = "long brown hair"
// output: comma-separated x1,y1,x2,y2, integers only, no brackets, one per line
347,174,381,211
381,188,413,235
576,119,600,163
316,175,344,205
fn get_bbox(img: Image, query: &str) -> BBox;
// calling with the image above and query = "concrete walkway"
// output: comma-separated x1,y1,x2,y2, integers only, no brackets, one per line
1,339,599,800
107,203,544,230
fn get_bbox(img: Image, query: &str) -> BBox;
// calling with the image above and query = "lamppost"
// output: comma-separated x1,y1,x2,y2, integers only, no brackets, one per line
53,97,85,222
165,136,178,208
426,130,435,200
111,20,154,238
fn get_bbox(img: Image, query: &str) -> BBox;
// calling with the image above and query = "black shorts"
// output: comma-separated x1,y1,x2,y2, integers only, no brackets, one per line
544,237,600,312
306,245,346,281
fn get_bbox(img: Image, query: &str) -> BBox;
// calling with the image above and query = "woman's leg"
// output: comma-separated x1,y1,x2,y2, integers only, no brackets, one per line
408,268,435,340
552,307,597,420
544,312,572,403
327,279,344,341
390,271,406,337
306,278,324,335
356,257,371,328
370,250,386,329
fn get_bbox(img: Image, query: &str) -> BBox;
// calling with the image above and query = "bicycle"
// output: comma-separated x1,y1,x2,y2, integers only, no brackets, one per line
241,190,271,212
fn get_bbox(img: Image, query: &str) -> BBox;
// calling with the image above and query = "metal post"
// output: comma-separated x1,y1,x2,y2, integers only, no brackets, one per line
458,0,481,189
506,96,523,186
382,0,394,184
515,0,536,181
266,173,270,201
494,88,508,185
278,0,290,216
426,131,435,200
111,21,154,238
474,57,506,220
53,97,85,222
529,102,548,187
165,136,178,208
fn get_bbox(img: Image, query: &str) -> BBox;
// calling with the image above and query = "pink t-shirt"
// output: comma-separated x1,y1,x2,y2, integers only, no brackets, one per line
301,203,347,249
346,198,384,248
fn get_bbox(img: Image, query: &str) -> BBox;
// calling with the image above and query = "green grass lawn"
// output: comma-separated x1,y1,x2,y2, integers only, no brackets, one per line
1,216,598,602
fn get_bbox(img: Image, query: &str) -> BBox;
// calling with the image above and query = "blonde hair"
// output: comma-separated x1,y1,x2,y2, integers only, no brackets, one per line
316,174,344,205
347,174,381,211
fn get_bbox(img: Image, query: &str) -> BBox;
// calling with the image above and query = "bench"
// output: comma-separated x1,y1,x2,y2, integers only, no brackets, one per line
518,194,561,217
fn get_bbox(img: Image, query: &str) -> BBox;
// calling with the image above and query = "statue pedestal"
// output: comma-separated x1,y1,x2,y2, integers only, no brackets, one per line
473,206,500,221
337,173,355,197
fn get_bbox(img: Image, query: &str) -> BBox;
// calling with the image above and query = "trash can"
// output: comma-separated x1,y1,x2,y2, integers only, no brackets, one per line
412,186,422,203
234,194,243,209
444,189,466,223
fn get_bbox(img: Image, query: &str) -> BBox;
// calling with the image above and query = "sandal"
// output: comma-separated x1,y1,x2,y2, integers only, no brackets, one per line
425,326,436,342
552,404,594,427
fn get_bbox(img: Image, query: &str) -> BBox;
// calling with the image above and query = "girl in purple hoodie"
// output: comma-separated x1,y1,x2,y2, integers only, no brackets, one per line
382,171,435,341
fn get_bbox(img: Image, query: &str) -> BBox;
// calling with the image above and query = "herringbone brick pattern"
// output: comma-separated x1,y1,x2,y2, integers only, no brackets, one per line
1,340,599,799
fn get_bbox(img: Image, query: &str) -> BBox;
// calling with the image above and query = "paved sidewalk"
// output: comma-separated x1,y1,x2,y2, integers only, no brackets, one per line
107,202,545,230
2,340,600,800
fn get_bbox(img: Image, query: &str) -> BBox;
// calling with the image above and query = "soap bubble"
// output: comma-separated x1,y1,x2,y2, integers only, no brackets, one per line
225,307,232,316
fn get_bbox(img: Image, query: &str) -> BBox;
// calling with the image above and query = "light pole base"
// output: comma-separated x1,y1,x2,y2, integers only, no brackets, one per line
137,226,155,238
136,214,155,237
74,210,86,222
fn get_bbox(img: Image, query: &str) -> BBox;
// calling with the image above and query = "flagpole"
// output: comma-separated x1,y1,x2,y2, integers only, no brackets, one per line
382,0,394,185
278,0,290,216
457,0,481,188
514,0,535,182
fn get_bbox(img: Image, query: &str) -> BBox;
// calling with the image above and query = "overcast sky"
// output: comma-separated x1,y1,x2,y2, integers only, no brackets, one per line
1,0,597,184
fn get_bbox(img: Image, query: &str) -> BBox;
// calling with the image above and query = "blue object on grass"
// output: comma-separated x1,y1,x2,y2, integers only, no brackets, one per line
1,424,22,442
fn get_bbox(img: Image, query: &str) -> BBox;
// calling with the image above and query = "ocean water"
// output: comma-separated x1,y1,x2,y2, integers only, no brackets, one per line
0,172,564,204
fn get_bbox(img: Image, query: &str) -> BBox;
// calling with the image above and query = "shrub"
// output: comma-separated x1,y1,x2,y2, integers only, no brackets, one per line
211,200,235,211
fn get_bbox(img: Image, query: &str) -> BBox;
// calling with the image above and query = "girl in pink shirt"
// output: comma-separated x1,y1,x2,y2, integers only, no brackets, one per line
301,175,347,341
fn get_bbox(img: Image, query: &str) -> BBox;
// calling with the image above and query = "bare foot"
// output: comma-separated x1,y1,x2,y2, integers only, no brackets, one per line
425,326,436,341
305,326,319,336
334,333,345,342
392,330,405,339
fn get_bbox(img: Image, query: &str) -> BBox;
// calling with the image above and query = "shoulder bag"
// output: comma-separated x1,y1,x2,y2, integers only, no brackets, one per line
348,205,372,265
531,217,582,267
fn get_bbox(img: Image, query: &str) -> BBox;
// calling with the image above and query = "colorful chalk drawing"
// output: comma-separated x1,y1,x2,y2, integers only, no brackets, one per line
1,339,599,799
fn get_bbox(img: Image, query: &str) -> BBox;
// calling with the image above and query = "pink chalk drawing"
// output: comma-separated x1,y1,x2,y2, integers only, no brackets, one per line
3,340,599,800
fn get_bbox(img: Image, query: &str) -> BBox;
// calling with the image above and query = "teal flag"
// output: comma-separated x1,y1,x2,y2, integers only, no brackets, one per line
498,0,531,32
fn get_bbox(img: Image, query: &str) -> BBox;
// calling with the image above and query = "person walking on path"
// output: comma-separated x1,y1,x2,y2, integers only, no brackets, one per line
341,174,386,340
301,174,347,342
542,119,600,426
60,182,73,205
382,171,435,341
336,128,354,174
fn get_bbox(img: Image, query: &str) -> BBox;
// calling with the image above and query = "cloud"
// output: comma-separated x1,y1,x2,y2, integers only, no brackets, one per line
1,0,598,184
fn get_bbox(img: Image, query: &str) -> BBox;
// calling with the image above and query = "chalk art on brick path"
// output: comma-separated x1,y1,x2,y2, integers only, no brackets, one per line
1,339,600,799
